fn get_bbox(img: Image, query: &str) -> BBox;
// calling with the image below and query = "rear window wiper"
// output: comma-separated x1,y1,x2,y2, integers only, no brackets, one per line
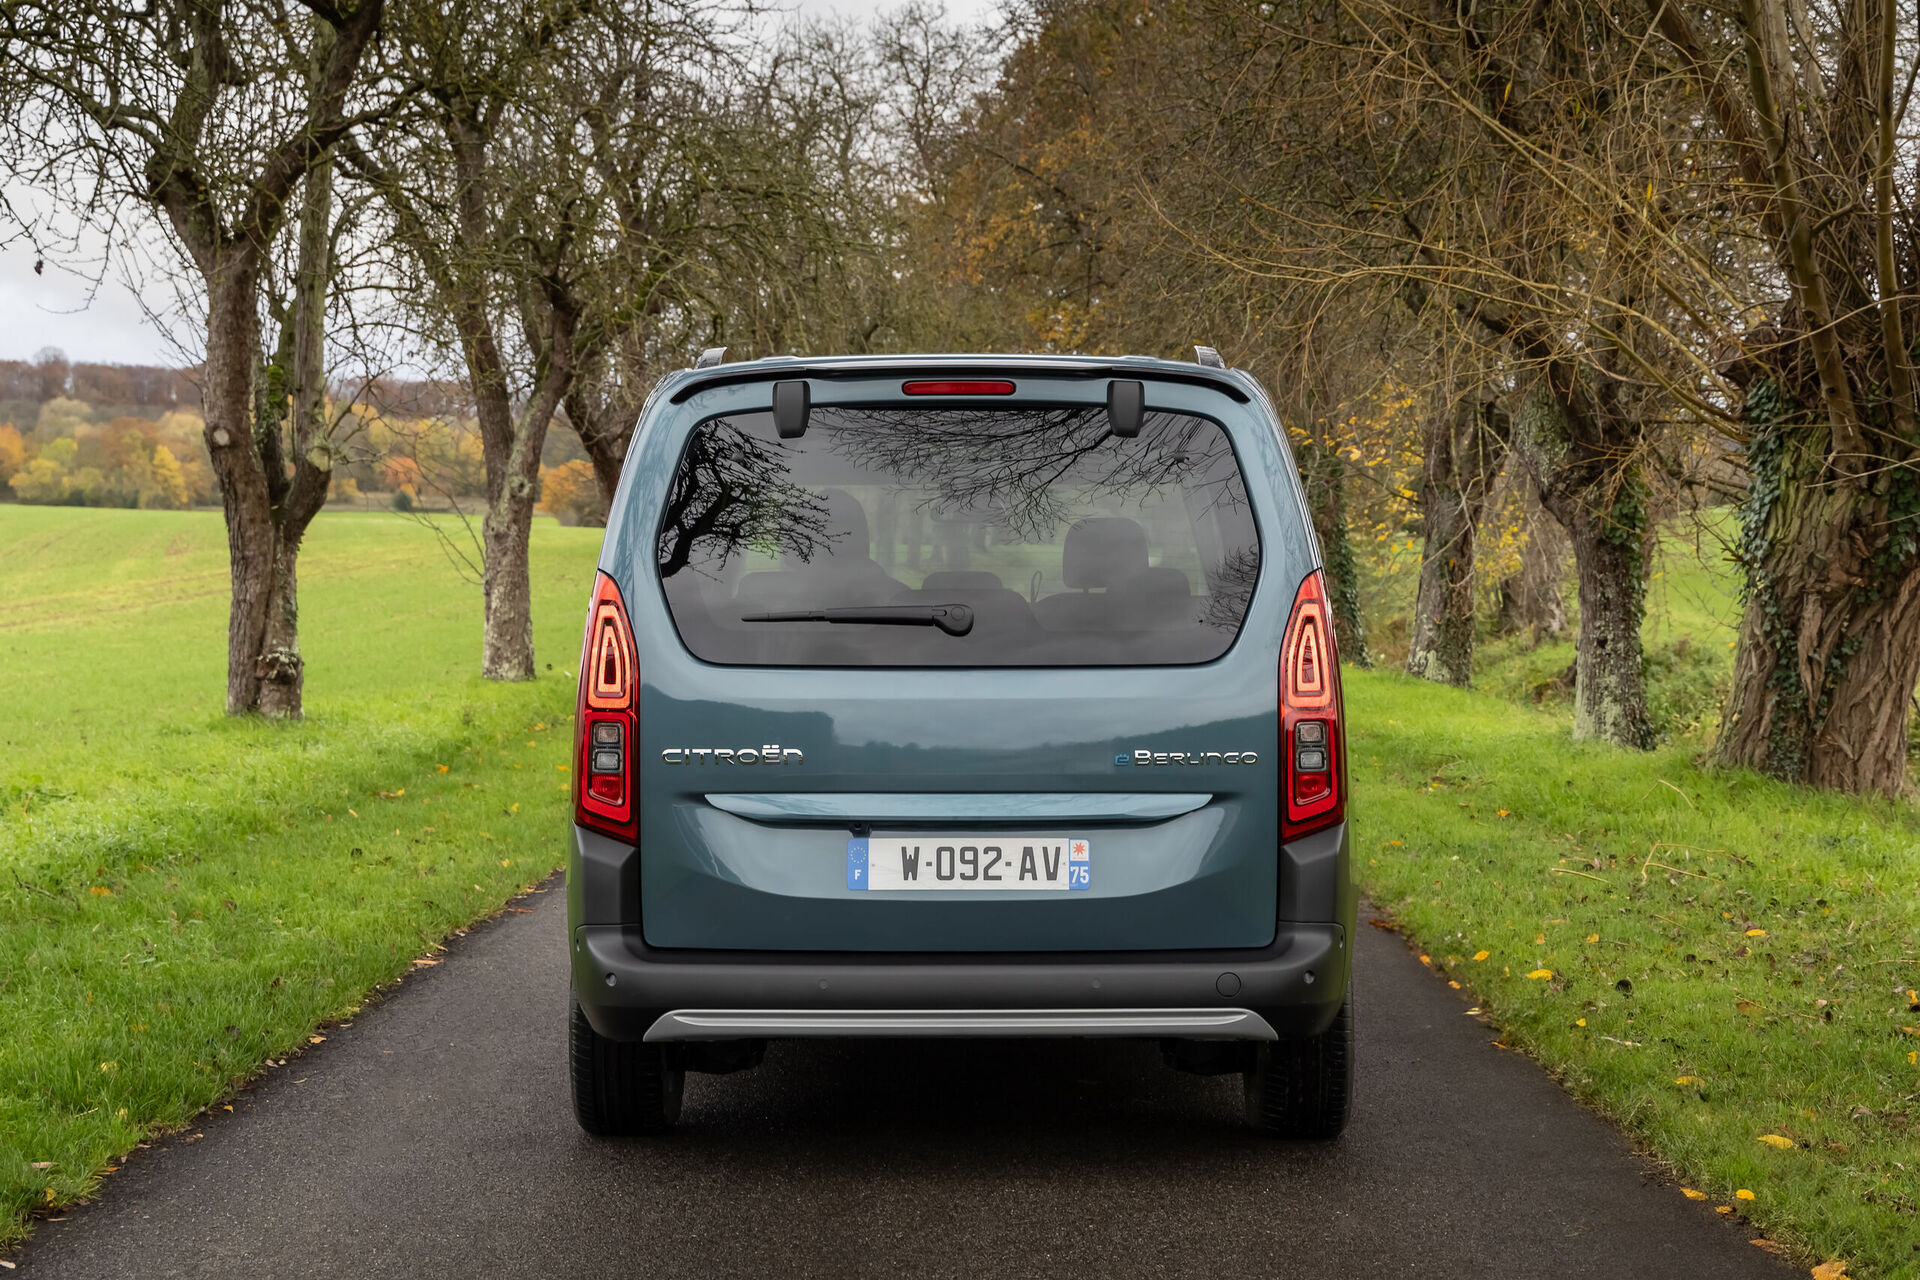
741,603,974,637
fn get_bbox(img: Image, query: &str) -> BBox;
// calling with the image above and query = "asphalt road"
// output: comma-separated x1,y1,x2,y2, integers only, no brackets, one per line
9,881,1800,1279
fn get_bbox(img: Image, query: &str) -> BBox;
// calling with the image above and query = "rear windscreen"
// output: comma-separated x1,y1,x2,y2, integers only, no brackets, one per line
655,404,1261,666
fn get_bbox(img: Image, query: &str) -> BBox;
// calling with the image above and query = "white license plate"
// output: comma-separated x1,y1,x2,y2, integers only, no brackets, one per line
848,836,1090,892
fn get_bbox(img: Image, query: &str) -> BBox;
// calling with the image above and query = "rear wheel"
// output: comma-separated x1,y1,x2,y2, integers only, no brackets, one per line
1244,994,1353,1139
570,999,684,1136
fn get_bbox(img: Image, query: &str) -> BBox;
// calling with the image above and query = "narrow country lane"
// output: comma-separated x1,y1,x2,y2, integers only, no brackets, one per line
7,880,1801,1279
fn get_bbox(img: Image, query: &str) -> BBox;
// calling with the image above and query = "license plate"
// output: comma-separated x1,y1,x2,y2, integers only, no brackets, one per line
847,836,1091,892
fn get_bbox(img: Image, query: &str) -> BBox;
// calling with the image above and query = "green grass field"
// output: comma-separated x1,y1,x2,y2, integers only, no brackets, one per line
3,502,1917,1275
0,505,601,1246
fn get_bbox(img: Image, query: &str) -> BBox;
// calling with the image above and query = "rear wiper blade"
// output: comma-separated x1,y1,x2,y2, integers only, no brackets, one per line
741,603,974,637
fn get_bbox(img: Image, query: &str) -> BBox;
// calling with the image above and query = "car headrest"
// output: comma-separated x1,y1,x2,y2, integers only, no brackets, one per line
820,489,870,557
1062,517,1149,589
1122,566,1191,596
920,570,1004,591
787,488,872,566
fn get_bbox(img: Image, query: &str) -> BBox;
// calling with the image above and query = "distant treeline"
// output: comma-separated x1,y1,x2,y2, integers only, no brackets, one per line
0,352,201,416
0,347,592,517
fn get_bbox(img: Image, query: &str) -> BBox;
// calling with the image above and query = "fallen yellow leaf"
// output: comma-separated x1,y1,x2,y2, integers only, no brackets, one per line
1472,950,1489,961
1534,933,1546,945
1681,1188,1706,1200
1715,1205,1732,1215
1418,954,1431,966
1899,1026,1920,1038
308,1035,326,1045
1758,1134,1793,1149
1496,809,1510,817
1811,1261,1852,1280
1447,980,1461,989
89,885,113,897
500,858,511,867
1746,928,1767,937
1575,1018,1586,1027
1585,933,1599,944
1526,968,1554,980
1675,1075,1702,1085
436,764,450,773
1748,1239,1785,1255
1735,1188,1755,1200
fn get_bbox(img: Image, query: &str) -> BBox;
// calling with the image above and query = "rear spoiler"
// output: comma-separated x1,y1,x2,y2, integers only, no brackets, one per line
664,356,1252,405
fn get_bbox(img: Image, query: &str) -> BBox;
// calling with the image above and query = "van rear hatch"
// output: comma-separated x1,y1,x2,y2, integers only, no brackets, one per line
618,368,1314,951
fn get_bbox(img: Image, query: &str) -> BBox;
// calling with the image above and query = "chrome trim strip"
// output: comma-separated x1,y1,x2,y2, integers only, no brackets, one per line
643,1007,1276,1042
702,792,1212,823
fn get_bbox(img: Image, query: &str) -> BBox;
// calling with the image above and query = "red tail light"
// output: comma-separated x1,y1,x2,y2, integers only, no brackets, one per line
575,571,638,840
1281,569,1344,839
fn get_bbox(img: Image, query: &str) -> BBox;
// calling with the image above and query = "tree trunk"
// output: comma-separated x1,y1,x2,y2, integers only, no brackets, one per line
1495,494,1568,643
202,263,301,716
563,389,629,511
1716,402,1920,793
481,474,540,681
1513,383,1655,749
1297,435,1369,666
1406,394,1509,686
1563,497,1654,748
201,149,337,718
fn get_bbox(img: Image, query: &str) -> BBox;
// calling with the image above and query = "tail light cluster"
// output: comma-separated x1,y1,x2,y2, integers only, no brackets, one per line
1281,569,1344,839
575,571,638,841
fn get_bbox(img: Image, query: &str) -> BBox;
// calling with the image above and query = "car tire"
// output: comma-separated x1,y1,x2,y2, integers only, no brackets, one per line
570,999,684,1136
1243,993,1353,1139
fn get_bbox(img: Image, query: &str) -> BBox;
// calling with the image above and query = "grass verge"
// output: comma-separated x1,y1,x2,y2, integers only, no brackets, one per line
0,506,598,1248
1350,667,1920,1279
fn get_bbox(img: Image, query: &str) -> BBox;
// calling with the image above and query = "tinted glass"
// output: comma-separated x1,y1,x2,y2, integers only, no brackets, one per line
656,404,1261,666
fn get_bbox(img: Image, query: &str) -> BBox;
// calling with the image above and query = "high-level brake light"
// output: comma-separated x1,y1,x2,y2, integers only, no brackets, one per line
575,571,638,840
1281,570,1344,837
901,380,1016,396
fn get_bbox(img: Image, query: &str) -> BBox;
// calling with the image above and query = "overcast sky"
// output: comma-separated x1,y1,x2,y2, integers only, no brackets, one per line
0,0,1000,369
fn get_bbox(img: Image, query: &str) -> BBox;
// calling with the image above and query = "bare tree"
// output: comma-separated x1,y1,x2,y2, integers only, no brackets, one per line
343,0,599,681
0,0,390,716
1647,0,1920,793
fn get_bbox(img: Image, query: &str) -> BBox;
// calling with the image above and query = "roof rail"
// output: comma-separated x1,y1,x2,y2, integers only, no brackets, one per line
695,347,727,369
1193,345,1225,369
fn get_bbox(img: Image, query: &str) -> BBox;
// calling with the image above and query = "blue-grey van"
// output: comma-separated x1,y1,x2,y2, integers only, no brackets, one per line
566,352,1354,1137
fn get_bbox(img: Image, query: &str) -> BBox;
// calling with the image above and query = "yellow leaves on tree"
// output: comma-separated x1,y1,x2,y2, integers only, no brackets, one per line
0,422,26,486
539,459,604,527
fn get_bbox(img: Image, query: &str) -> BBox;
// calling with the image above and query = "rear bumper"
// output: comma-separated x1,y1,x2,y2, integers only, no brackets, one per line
570,919,1348,1043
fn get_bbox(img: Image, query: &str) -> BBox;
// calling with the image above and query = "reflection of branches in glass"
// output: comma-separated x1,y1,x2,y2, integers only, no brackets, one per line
656,419,830,578
1205,545,1261,630
823,408,1245,542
